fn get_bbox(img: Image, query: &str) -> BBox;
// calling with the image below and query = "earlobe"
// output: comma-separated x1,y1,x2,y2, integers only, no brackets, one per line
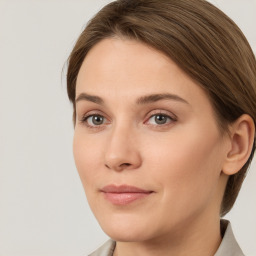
222,114,255,175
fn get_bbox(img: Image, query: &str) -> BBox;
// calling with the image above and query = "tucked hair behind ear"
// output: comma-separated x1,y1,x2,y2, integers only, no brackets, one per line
67,0,256,216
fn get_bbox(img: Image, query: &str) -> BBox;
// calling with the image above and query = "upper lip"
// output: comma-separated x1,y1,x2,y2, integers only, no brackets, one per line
101,184,153,193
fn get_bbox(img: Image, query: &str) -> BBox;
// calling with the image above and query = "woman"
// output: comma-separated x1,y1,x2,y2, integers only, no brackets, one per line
66,0,256,255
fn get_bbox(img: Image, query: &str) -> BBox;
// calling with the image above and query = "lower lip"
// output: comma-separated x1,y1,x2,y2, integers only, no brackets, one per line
102,192,152,205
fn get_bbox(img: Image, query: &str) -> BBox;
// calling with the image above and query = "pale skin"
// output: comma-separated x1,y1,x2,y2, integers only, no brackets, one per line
73,38,255,256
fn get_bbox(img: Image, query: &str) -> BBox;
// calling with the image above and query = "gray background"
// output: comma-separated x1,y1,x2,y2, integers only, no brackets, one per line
0,0,255,255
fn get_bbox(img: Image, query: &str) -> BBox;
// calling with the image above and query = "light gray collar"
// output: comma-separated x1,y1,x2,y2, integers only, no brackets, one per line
214,219,244,256
89,239,115,256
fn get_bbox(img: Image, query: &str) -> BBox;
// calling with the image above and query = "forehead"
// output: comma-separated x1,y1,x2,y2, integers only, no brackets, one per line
76,38,179,91
76,38,211,111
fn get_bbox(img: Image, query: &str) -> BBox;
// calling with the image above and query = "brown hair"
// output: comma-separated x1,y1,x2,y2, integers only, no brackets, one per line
66,0,256,216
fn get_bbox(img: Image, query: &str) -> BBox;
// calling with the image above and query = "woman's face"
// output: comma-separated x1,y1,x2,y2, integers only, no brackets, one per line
74,38,229,242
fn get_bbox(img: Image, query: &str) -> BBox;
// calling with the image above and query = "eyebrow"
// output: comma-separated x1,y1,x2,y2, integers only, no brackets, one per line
76,93,104,105
136,93,189,105
75,92,189,105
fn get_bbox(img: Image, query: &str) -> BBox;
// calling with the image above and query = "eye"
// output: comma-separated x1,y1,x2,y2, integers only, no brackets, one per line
82,114,107,127
151,114,169,125
147,113,175,126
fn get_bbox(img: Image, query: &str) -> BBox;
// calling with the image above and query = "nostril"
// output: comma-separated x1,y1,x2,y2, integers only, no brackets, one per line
105,162,133,171
121,163,131,167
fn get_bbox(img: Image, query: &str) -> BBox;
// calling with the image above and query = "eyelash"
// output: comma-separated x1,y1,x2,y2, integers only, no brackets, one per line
79,110,177,130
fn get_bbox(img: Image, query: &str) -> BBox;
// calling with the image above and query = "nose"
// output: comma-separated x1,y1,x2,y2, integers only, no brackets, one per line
104,124,142,172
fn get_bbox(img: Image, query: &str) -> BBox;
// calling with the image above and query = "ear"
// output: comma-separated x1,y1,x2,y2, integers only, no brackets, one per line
222,114,255,175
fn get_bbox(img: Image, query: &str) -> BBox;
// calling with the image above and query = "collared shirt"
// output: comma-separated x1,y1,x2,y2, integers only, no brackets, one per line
88,219,244,256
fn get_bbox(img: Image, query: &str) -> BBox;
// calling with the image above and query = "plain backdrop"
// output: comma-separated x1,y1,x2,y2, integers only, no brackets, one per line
0,0,255,255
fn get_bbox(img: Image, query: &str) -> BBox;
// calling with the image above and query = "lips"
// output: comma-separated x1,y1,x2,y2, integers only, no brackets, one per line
100,185,153,205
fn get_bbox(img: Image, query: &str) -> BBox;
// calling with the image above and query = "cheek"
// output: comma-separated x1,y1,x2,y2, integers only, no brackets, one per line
143,127,224,204
73,131,103,187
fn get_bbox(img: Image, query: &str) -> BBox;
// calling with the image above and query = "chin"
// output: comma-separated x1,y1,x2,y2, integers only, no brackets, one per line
97,213,155,242
104,227,150,242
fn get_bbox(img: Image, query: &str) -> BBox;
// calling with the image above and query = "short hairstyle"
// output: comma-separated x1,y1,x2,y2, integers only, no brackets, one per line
66,0,256,216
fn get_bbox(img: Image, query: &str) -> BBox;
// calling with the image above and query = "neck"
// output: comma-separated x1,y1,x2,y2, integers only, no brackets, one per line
113,215,222,256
